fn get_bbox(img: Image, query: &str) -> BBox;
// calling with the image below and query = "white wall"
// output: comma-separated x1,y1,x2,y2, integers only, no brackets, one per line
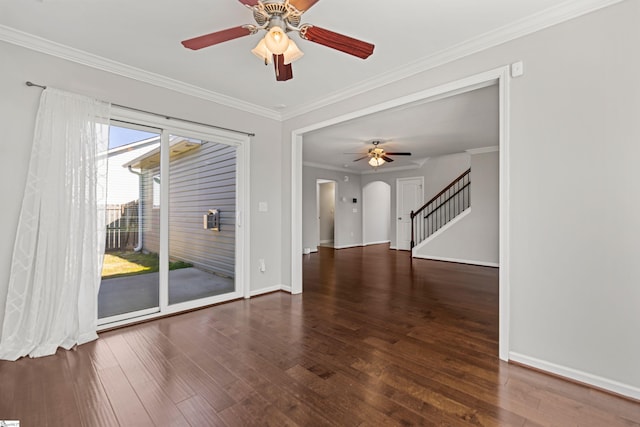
283,1,640,397
302,166,362,251
0,41,283,330
414,150,499,265
362,181,390,245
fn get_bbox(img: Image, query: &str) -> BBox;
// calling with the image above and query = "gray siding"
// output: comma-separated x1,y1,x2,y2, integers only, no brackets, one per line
141,140,236,278
141,172,160,254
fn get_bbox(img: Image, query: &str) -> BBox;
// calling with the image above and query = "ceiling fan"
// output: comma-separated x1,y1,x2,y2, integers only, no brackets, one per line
354,141,412,168
181,0,375,81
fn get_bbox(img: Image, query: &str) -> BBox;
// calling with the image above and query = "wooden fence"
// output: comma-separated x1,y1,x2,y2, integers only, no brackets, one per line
105,201,139,251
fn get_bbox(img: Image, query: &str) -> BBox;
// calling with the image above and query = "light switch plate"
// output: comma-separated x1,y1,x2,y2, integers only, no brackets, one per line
258,202,268,212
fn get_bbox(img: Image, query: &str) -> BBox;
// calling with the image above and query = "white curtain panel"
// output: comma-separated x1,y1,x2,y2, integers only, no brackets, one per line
0,88,110,360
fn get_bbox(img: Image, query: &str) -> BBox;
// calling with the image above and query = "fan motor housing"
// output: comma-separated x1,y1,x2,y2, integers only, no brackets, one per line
254,0,303,29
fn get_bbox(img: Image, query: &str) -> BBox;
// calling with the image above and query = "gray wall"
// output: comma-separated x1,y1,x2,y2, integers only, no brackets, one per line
283,1,640,395
0,40,283,330
302,166,362,251
2,0,639,398
303,154,470,250
414,150,499,265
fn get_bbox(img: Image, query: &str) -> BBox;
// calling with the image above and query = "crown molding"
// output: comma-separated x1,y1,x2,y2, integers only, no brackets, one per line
360,163,424,176
467,146,499,155
1,0,625,123
303,161,354,174
304,159,429,175
280,0,626,121
0,25,282,121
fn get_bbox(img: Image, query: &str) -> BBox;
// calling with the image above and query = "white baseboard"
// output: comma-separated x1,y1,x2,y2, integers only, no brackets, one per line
250,285,285,297
319,239,333,244
280,284,293,293
390,246,397,250
250,284,296,296
412,254,499,268
509,352,640,401
363,240,391,246
333,243,364,249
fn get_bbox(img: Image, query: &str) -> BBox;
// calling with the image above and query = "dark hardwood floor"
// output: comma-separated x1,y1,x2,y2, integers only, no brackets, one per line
1,245,639,426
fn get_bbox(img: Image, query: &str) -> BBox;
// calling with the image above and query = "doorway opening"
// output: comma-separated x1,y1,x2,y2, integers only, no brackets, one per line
317,179,336,248
362,181,391,246
291,66,510,360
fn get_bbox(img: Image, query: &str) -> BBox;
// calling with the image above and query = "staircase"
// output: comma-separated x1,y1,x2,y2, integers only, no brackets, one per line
410,168,470,249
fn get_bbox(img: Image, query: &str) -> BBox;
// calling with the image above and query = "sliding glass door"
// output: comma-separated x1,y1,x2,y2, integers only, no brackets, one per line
98,114,247,328
167,133,237,307
98,123,162,324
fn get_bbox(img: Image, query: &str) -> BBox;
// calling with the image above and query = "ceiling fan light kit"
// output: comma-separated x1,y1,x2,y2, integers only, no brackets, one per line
181,0,375,81
264,26,289,54
354,141,412,169
251,38,273,64
282,39,304,64
369,157,385,168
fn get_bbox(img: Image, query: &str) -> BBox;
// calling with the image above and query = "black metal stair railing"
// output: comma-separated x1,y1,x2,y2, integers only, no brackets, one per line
410,169,471,249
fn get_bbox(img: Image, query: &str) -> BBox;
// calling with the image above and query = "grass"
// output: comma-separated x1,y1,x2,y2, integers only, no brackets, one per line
102,251,192,279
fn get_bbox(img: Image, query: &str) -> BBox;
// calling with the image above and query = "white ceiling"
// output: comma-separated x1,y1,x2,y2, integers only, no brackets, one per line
303,84,499,173
0,0,608,172
1,0,572,117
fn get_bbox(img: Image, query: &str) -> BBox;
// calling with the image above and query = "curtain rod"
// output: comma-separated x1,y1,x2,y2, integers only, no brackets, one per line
25,81,255,137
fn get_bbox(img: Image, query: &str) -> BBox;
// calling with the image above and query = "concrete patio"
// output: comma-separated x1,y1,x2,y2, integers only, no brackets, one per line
98,267,234,319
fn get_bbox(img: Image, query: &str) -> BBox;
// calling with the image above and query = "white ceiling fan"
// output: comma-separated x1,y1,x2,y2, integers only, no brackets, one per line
352,140,412,168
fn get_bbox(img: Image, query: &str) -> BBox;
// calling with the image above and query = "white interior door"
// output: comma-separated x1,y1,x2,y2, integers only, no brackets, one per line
396,177,423,250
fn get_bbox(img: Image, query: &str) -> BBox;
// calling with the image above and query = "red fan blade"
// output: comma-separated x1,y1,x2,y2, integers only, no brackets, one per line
300,25,374,59
382,156,395,163
385,152,412,156
290,0,320,11
181,26,252,50
273,54,293,81
237,0,260,5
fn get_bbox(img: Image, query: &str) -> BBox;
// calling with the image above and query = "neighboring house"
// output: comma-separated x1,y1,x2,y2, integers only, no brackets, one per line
124,137,237,278
105,137,160,251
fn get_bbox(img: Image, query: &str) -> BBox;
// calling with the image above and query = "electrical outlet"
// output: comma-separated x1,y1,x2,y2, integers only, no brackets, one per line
258,259,266,272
